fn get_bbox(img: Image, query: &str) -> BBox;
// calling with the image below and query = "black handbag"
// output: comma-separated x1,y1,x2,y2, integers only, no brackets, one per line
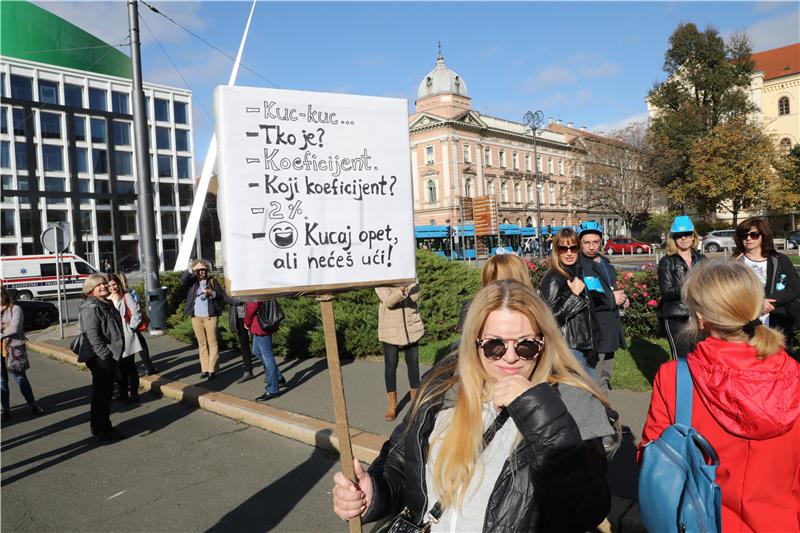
256,299,285,330
70,334,83,355
382,408,510,533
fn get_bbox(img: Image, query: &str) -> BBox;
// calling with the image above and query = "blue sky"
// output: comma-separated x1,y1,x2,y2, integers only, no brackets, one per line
36,1,800,167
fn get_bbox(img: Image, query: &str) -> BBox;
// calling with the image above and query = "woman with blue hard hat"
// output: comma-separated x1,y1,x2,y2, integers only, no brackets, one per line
656,215,705,358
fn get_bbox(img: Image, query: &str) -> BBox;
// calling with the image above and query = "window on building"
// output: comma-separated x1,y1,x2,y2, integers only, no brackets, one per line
119,211,138,234
44,178,67,203
560,183,567,205
426,180,437,203
484,148,492,166
92,149,108,174
525,154,531,171
549,183,556,205
96,210,112,233
558,159,564,175
547,158,554,174
64,84,83,108
115,151,133,176
499,149,506,168
778,96,790,116
512,152,518,170
175,129,190,152
173,101,188,124
12,108,27,136
1,209,15,237
178,184,194,206
95,180,110,206
0,175,11,202
0,73,5,98
154,98,170,122
73,116,86,141
14,142,27,170
42,145,64,172
0,107,7,135
176,156,191,179
78,178,91,206
424,145,434,165
88,88,107,111
90,118,106,144
526,183,532,202
463,144,471,163
39,111,61,139
157,155,173,177
10,75,33,100
0,141,9,169
113,120,131,146
80,210,93,235
536,155,542,172
464,177,472,197
780,137,793,154
514,182,520,203
488,179,495,196
159,183,176,206
156,126,171,150
501,181,509,203
112,91,129,114
19,210,32,236
38,80,59,104
160,211,178,234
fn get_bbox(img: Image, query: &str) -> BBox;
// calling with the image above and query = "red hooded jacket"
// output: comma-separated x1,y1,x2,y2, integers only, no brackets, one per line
640,336,800,532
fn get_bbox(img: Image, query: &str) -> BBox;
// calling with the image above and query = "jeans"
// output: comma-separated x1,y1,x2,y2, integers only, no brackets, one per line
85,357,115,434
1,356,36,411
383,342,420,393
570,349,597,379
252,335,282,394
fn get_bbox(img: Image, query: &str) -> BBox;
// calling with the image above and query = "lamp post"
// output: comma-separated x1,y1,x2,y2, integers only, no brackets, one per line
523,110,544,259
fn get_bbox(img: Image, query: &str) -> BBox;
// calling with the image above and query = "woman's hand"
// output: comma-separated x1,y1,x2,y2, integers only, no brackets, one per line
492,375,534,409
763,298,776,314
332,458,373,521
567,277,585,296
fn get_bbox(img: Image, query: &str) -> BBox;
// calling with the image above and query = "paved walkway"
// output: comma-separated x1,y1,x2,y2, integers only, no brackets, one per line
28,323,647,532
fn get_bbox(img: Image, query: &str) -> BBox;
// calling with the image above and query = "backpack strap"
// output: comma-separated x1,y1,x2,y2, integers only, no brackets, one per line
675,358,693,426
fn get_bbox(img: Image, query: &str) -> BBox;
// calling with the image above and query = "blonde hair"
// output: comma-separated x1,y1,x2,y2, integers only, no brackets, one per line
549,228,579,279
681,259,784,358
82,273,108,298
665,231,700,255
419,280,608,510
481,254,532,288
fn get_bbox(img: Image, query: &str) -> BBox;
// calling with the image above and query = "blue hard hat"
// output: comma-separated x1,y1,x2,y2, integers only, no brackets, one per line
578,221,603,237
670,216,695,234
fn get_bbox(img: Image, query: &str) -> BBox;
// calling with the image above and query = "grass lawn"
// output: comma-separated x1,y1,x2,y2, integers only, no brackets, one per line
789,254,800,265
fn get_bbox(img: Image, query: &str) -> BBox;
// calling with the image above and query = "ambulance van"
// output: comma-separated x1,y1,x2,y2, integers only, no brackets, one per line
0,255,98,300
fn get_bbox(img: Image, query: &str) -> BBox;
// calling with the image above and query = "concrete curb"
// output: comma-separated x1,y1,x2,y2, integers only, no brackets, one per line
27,340,384,463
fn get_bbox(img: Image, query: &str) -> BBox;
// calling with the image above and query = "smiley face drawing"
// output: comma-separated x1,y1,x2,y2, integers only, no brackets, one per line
269,221,297,249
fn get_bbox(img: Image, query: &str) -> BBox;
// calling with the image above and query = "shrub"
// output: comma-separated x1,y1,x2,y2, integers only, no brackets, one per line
615,266,661,338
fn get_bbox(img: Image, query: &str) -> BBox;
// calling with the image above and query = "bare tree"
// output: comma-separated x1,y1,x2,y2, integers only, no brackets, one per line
571,123,660,236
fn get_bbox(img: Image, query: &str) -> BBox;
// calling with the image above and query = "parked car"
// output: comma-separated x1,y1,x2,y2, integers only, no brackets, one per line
702,229,736,253
15,299,59,330
604,237,651,255
787,231,800,250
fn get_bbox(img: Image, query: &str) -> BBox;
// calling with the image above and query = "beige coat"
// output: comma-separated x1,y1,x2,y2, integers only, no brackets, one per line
375,283,424,346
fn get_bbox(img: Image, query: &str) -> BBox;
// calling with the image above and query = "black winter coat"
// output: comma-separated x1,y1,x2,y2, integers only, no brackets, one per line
657,250,705,319
181,271,226,317
363,362,611,532
756,253,800,331
539,270,596,352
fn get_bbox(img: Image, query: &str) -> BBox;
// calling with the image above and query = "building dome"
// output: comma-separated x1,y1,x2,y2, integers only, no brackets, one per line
417,48,468,99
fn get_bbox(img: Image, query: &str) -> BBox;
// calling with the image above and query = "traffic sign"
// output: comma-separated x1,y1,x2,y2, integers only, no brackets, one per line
41,222,71,253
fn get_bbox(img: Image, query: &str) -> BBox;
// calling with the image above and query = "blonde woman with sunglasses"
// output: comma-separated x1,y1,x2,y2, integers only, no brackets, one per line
333,280,615,532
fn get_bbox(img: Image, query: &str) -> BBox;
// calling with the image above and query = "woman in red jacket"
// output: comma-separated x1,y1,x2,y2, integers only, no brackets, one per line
640,259,800,532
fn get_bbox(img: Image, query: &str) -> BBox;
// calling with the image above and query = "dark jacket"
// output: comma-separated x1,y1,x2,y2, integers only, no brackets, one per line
78,297,124,363
657,250,705,319
363,361,611,532
764,253,800,330
580,254,626,352
181,271,226,318
539,270,596,352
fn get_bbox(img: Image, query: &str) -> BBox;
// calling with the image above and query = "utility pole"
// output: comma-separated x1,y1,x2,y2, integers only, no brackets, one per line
128,0,165,333
523,110,545,259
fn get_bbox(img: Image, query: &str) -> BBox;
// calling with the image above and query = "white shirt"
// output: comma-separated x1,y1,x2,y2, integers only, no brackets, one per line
743,256,770,327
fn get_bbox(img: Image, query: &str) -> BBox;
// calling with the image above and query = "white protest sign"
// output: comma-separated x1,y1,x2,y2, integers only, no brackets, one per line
214,86,416,297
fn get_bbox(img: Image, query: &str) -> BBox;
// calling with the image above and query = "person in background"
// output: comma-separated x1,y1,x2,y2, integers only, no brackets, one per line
733,217,800,360
1,286,44,421
376,281,424,421
77,274,125,441
181,260,226,379
578,222,627,394
228,298,255,384
539,228,599,372
107,274,141,403
115,272,157,376
333,280,614,531
657,216,706,359
244,299,286,401
640,259,800,531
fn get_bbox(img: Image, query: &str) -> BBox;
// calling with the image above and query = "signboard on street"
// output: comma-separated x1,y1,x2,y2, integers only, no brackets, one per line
214,86,416,297
462,196,474,221
473,195,498,236
41,222,71,253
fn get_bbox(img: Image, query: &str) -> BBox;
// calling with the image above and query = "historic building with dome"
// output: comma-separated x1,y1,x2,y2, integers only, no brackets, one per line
408,50,627,237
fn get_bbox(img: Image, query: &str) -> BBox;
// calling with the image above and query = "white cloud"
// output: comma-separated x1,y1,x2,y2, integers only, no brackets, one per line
525,65,577,91
543,93,568,107
525,53,621,92
590,111,649,135
745,9,800,51
753,1,785,14
579,62,622,79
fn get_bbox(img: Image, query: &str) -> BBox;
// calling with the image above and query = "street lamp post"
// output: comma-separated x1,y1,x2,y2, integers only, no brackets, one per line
523,110,545,259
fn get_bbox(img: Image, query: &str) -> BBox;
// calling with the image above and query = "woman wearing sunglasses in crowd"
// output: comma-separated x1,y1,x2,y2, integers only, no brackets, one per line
539,228,600,373
733,217,800,360
656,216,705,359
333,280,615,532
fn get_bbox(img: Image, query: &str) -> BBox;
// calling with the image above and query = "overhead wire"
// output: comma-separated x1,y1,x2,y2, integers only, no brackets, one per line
139,0,279,88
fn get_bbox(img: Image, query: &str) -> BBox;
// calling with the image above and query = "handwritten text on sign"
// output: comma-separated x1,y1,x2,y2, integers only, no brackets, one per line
214,86,415,296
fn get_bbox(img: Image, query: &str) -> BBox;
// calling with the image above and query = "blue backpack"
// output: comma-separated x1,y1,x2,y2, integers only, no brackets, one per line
639,359,722,533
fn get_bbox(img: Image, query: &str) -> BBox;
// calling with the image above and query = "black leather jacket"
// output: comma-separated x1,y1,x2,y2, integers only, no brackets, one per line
657,251,705,319
539,270,596,352
363,360,610,532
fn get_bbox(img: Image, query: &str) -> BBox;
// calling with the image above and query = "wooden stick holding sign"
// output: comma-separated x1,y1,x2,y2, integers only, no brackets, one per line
319,295,362,533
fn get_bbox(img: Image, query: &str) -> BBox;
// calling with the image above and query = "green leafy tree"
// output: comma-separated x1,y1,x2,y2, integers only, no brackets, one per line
684,118,777,225
648,23,756,198
767,144,800,215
